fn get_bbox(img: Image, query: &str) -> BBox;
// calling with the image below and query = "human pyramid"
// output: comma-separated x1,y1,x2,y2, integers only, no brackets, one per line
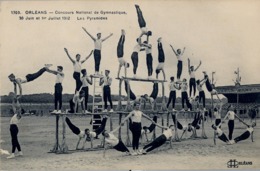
5,5,255,158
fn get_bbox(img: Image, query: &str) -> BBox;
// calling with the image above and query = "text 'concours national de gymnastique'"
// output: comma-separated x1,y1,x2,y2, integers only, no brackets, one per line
10,10,127,21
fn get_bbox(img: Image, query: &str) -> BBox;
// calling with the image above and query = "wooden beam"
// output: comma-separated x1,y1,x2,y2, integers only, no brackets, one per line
116,77,167,83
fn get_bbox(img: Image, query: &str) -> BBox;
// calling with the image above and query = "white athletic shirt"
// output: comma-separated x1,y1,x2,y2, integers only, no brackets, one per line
133,44,142,53
81,76,89,87
190,71,196,78
10,114,21,125
197,85,203,92
145,46,152,54
163,129,173,139
177,54,183,61
169,82,177,91
214,111,221,119
89,131,97,138
225,111,235,120
180,83,188,92
95,39,102,50
78,131,85,138
216,127,223,136
73,61,81,73
131,110,143,123
182,125,188,131
103,76,112,86
247,127,254,134
105,133,119,146
16,78,27,84
55,73,64,84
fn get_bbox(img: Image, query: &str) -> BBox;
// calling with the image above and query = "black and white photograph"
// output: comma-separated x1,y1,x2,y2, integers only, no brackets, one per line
0,0,260,170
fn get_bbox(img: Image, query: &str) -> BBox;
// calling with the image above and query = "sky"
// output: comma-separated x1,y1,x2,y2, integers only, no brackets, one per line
0,0,260,99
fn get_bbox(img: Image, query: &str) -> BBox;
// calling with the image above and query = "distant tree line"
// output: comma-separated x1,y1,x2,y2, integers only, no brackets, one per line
1,92,226,104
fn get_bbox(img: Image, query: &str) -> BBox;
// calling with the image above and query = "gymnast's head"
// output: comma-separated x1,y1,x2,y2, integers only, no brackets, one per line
97,33,101,39
170,76,174,82
102,130,109,137
133,101,141,110
76,54,81,61
79,90,85,98
177,49,181,55
105,70,110,76
8,73,16,82
57,66,63,72
169,125,175,131
81,69,87,76
228,105,234,111
190,66,194,71
85,128,90,135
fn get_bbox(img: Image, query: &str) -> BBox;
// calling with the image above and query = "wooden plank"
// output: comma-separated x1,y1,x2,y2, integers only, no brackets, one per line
50,111,129,116
116,77,167,83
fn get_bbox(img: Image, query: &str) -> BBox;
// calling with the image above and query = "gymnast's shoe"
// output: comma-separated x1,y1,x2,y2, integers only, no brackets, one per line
137,149,143,155
181,109,185,112
44,64,53,68
51,110,57,113
17,151,23,156
109,109,114,113
7,153,15,159
172,108,177,112
131,151,138,156
56,110,61,114
103,109,108,113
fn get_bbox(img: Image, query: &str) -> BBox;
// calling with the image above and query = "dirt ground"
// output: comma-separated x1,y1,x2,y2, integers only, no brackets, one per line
0,115,259,170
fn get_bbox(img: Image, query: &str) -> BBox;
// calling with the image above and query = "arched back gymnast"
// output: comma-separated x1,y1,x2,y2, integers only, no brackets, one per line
141,125,174,154
141,115,158,141
230,122,256,144
103,126,130,155
65,116,108,149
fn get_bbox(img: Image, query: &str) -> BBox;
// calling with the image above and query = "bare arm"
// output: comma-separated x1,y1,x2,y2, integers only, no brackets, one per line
99,77,104,86
223,112,229,121
169,45,178,56
47,69,64,76
16,81,22,97
140,48,145,52
87,77,93,85
81,139,87,149
64,48,75,63
200,79,206,86
102,33,113,42
82,27,95,41
141,43,152,48
181,47,186,55
81,50,93,64
76,137,82,149
110,126,121,134
188,58,191,74
194,60,202,71
121,112,133,125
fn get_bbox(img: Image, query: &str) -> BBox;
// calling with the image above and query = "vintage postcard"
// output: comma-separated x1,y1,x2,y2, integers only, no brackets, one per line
0,0,259,170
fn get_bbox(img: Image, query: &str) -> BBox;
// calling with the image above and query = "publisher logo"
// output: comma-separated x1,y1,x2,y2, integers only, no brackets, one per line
227,159,252,168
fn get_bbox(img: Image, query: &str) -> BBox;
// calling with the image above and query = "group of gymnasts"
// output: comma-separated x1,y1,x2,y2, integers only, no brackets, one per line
5,4,255,158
